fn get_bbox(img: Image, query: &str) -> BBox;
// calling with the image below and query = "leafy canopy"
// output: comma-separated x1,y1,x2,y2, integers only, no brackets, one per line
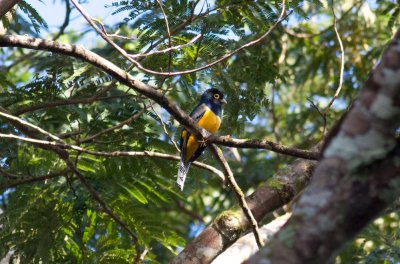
0,0,399,263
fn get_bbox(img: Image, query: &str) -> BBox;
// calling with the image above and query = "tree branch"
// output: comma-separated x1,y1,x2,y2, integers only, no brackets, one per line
209,136,319,160
0,168,70,189
0,106,141,256
0,132,225,181
62,156,142,261
52,0,71,41
283,3,358,39
129,34,202,59
149,104,180,152
14,84,116,115
71,0,290,76
325,6,345,110
0,111,64,143
0,34,318,160
0,0,19,19
175,199,204,223
209,144,263,248
79,106,148,143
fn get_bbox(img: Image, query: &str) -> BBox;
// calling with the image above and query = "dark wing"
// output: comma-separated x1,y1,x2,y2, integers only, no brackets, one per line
187,103,209,162
189,103,207,122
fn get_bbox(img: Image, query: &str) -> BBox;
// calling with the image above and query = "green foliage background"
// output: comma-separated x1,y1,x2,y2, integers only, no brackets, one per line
0,0,399,263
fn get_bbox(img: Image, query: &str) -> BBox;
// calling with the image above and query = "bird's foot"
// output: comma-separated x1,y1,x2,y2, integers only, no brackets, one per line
198,138,208,147
198,131,212,147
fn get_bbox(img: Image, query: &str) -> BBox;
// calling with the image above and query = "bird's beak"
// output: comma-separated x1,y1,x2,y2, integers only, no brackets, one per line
220,98,227,104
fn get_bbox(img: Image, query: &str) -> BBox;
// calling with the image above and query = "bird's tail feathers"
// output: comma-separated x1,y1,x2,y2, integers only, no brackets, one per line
177,161,191,191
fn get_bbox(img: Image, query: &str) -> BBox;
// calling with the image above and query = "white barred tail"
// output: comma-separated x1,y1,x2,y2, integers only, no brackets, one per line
177,161,191,191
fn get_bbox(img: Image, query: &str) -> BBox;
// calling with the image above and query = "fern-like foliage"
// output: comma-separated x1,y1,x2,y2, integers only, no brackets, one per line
1,0,399,263
17,0,48,34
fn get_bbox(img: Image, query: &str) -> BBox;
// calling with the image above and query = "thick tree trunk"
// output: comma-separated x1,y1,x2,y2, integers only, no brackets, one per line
249,30,400,263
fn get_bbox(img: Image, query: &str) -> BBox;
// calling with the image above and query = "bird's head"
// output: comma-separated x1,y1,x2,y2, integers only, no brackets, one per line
201,88,227,106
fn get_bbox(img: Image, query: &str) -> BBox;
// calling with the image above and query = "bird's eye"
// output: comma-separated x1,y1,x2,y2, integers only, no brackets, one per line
213,94,220,99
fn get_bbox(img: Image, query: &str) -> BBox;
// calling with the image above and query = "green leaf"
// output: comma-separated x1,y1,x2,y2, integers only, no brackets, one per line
77,161,96,173
18,0,48,34
122,185,148,204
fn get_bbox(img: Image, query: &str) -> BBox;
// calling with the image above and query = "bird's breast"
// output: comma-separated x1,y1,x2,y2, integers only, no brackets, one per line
198,107,221,133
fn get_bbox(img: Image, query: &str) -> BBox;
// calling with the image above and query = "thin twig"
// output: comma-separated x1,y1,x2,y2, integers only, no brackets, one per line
175,199,204,222
53,0,71,41
271,36,287,143
322,6,345,135
14,83,118,115
0,109,140,256
62,156,140,252
0,34,320,160
0,133,225,181
325,6,345,111
0,167,20,179
0,111,63,143
79,106,149,143
307,97,327,134
138,0,227,57
271,85,281,143
150,105,180,152
131,6,291,76
5,0,71,70
156,0,172,49
0,167,68,180
209,144,264,248
283,2,359,39
71,0,290,76
155,0,173,80
92,18,137,40
129,34,202,58
0,169,70,189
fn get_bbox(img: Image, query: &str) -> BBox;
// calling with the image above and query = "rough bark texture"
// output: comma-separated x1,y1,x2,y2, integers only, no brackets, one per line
0,0,18,19
249,30,400,263
171,157,317,264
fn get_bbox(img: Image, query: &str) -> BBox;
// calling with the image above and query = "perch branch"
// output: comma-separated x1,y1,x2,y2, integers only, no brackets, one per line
0,133,224,181
0,34,319,160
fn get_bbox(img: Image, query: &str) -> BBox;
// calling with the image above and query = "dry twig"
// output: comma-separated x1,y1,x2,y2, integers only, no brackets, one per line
325,6,345,112
0,34,319,160
209,144,264,248
150,105,180,152
0,134,224,181
71,0,290,76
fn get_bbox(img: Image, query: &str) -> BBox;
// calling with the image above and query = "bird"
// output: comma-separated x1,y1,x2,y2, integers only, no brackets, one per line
177,88,227,190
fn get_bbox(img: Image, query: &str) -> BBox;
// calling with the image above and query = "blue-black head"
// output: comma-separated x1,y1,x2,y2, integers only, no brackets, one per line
200,88,227,108
200,88,227,116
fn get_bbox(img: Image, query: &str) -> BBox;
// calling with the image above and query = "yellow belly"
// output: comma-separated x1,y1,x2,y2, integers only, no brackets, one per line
182,108,221,161
198,109,221,134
